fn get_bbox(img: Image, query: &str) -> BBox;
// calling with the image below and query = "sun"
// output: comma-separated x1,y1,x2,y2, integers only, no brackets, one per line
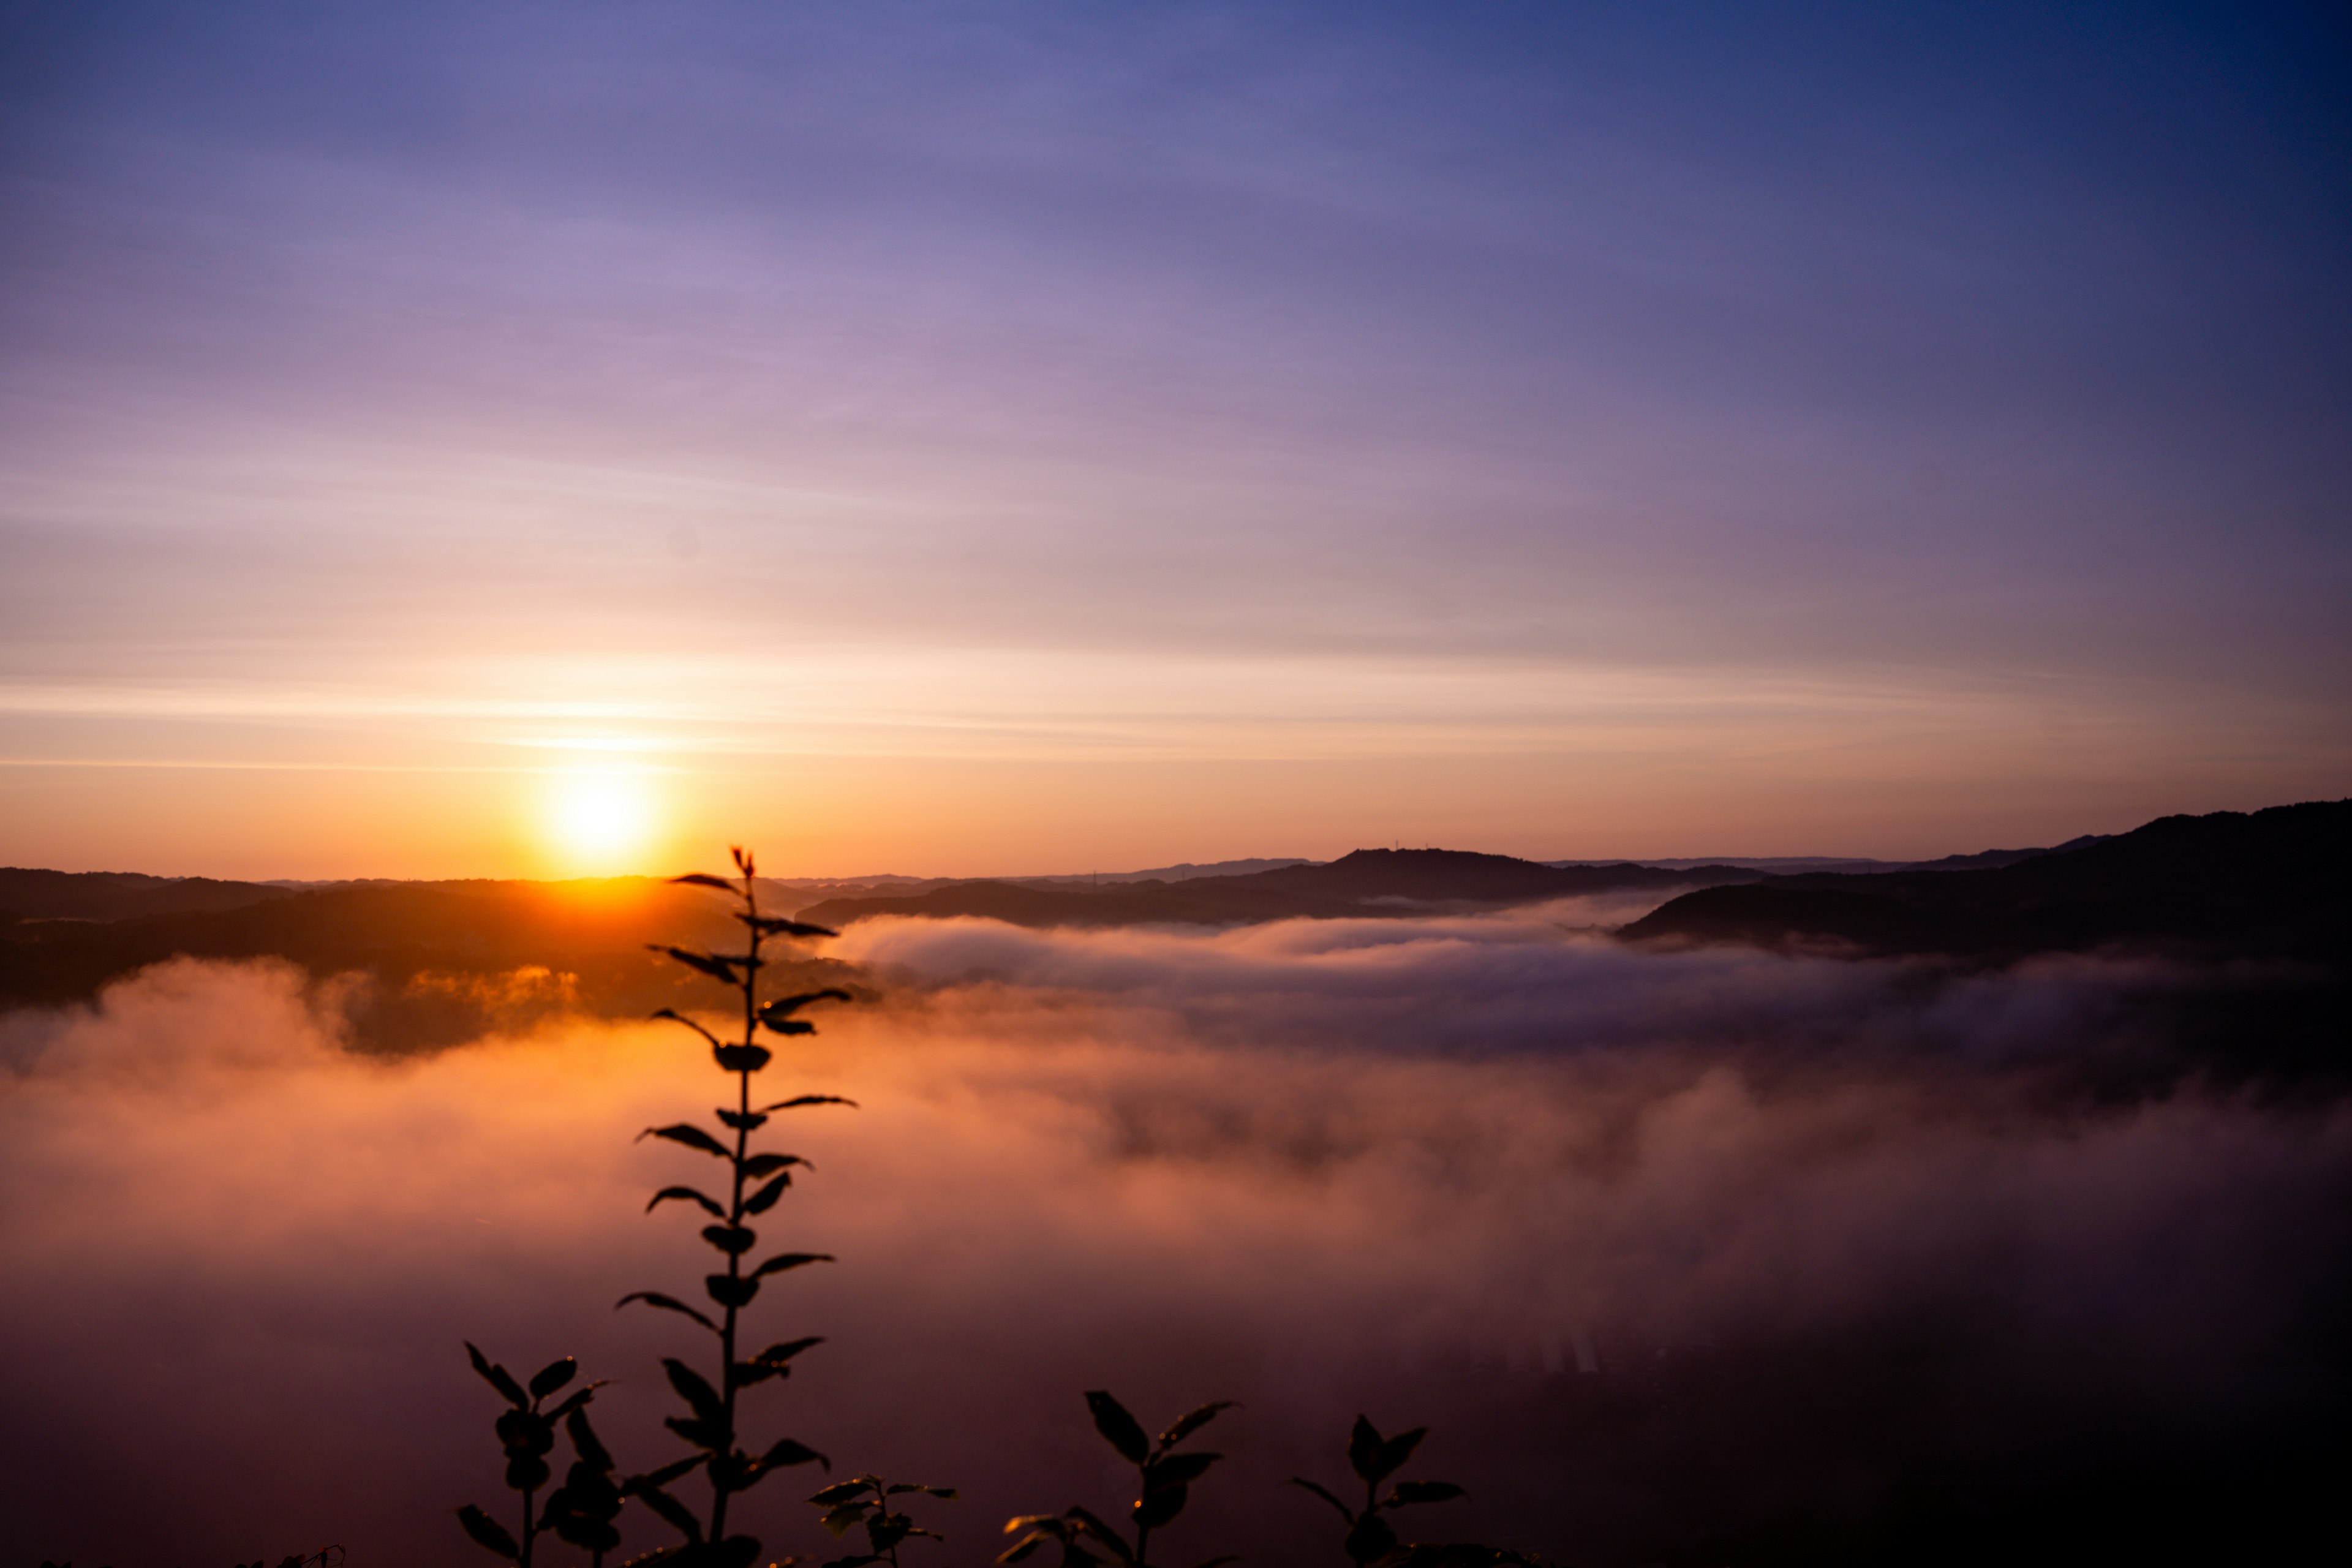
545,773,657,874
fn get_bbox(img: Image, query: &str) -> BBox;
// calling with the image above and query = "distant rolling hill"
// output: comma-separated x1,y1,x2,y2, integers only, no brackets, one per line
0,867,293,922
0,876,861,1050
1621,800,2352,963
793,848,1765,929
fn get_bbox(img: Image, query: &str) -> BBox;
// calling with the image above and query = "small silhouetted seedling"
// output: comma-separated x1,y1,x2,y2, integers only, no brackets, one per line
1293,1416,1513,1567
809,1473,959,1565
458,1344,598,1564
1000,1390,1238,1568
619,847,854,1566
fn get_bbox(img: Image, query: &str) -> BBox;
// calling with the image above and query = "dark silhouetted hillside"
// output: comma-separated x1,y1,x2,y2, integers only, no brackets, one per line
0,877,862,1049
1621,801,2352,963
0,867,293,922
795,848,1763,929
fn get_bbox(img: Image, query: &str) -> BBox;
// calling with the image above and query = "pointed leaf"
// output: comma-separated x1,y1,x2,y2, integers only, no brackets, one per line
647,944,741,984
529,1357,578,1400
1348,1415,1386,1482
638,1453,710,1487
1383,1480,1467,1507
1289,1477,1355,1523
820,1502,871,1536
811,1479,876,1506
761,1436,831,1471
1158,1400,1237,1449
1085,1390,1150,1464
650,1008,723,1046
714,1044,772,1071
750,918,837,939
1146,1452,1219,1490
1135,1483,1188,1530
639,1123,731,1158
761,987,856,1015
566,1407,614,1472
456,1504,521,1560
466,1343,529,1409
752,1251,834,1279
627,1481,705,1541
741,1152,809,1178
662,1358,725,1422
716,1109,770,1131
1372,1428,1427,1483
743,1172,791,1214
648,1186,726,1219
671,873,740,891
765,1095,860,1111
753,1336,824,1366
616,1291,719,1333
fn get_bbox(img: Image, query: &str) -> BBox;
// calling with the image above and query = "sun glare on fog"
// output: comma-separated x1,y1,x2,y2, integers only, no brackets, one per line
544,773,658,874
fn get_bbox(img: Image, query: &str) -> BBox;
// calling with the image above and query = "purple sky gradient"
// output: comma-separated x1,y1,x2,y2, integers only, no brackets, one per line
1,2,2346,875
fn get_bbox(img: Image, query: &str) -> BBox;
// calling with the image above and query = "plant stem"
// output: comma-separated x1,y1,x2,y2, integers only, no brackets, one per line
709,870,764,1544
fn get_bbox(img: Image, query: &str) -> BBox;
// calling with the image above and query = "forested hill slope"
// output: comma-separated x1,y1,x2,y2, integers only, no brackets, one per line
1621,801,2352,962
794,848,1764,930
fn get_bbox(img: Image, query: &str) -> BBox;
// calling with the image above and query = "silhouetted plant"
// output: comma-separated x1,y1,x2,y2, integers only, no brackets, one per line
540,1406,627,1565
1292,1416,1529,1568
999,1391,1237,1568
809,1474,959,1565
458,1344,598,1564
618,846,854,1566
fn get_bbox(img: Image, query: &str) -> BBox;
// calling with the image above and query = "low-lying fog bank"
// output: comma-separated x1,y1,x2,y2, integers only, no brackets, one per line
2,908,2345,1565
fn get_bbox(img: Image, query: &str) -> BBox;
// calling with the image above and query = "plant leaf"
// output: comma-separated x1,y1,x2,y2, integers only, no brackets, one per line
1085,1390,1150,1463
671,873,739,891
615,1291,718,1333
1383,1480,1467,1507
706,1273,759,1308
761,987,856,1016
566,1407,614,1472
466,1343,529,1409
752,1251,834,1279
714,1044,772,1072
1158,1401,1237,1449
529,1358,578,1400
741,1152,809,1178
639,1122,731,1158
701,1224,758,1256
716,1108,769,1131
743,1174,791,1215
811,1479,876,1506
750,918,839,939
1289,1477,1355,1524
820,1502,871,1536
1348,1415,1398,1482
650,1008,723,1046
761,1436,831,1471
639,1453,710,1487
888,1483,960,1498
752,1336,824,1366
1135,1484,1187,1530
662,1359,725,1423
1146,1452,1219,1490
646,944,741,984
765,1094,861,1111
647,1186,727,1219
625,1480,705,1540
1372,1428,1428,1484
1344,1510,1398,1565
456,1503,521,1559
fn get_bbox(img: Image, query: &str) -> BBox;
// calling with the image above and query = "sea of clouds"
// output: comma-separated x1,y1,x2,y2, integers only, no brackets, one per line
2,905,2345,1564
